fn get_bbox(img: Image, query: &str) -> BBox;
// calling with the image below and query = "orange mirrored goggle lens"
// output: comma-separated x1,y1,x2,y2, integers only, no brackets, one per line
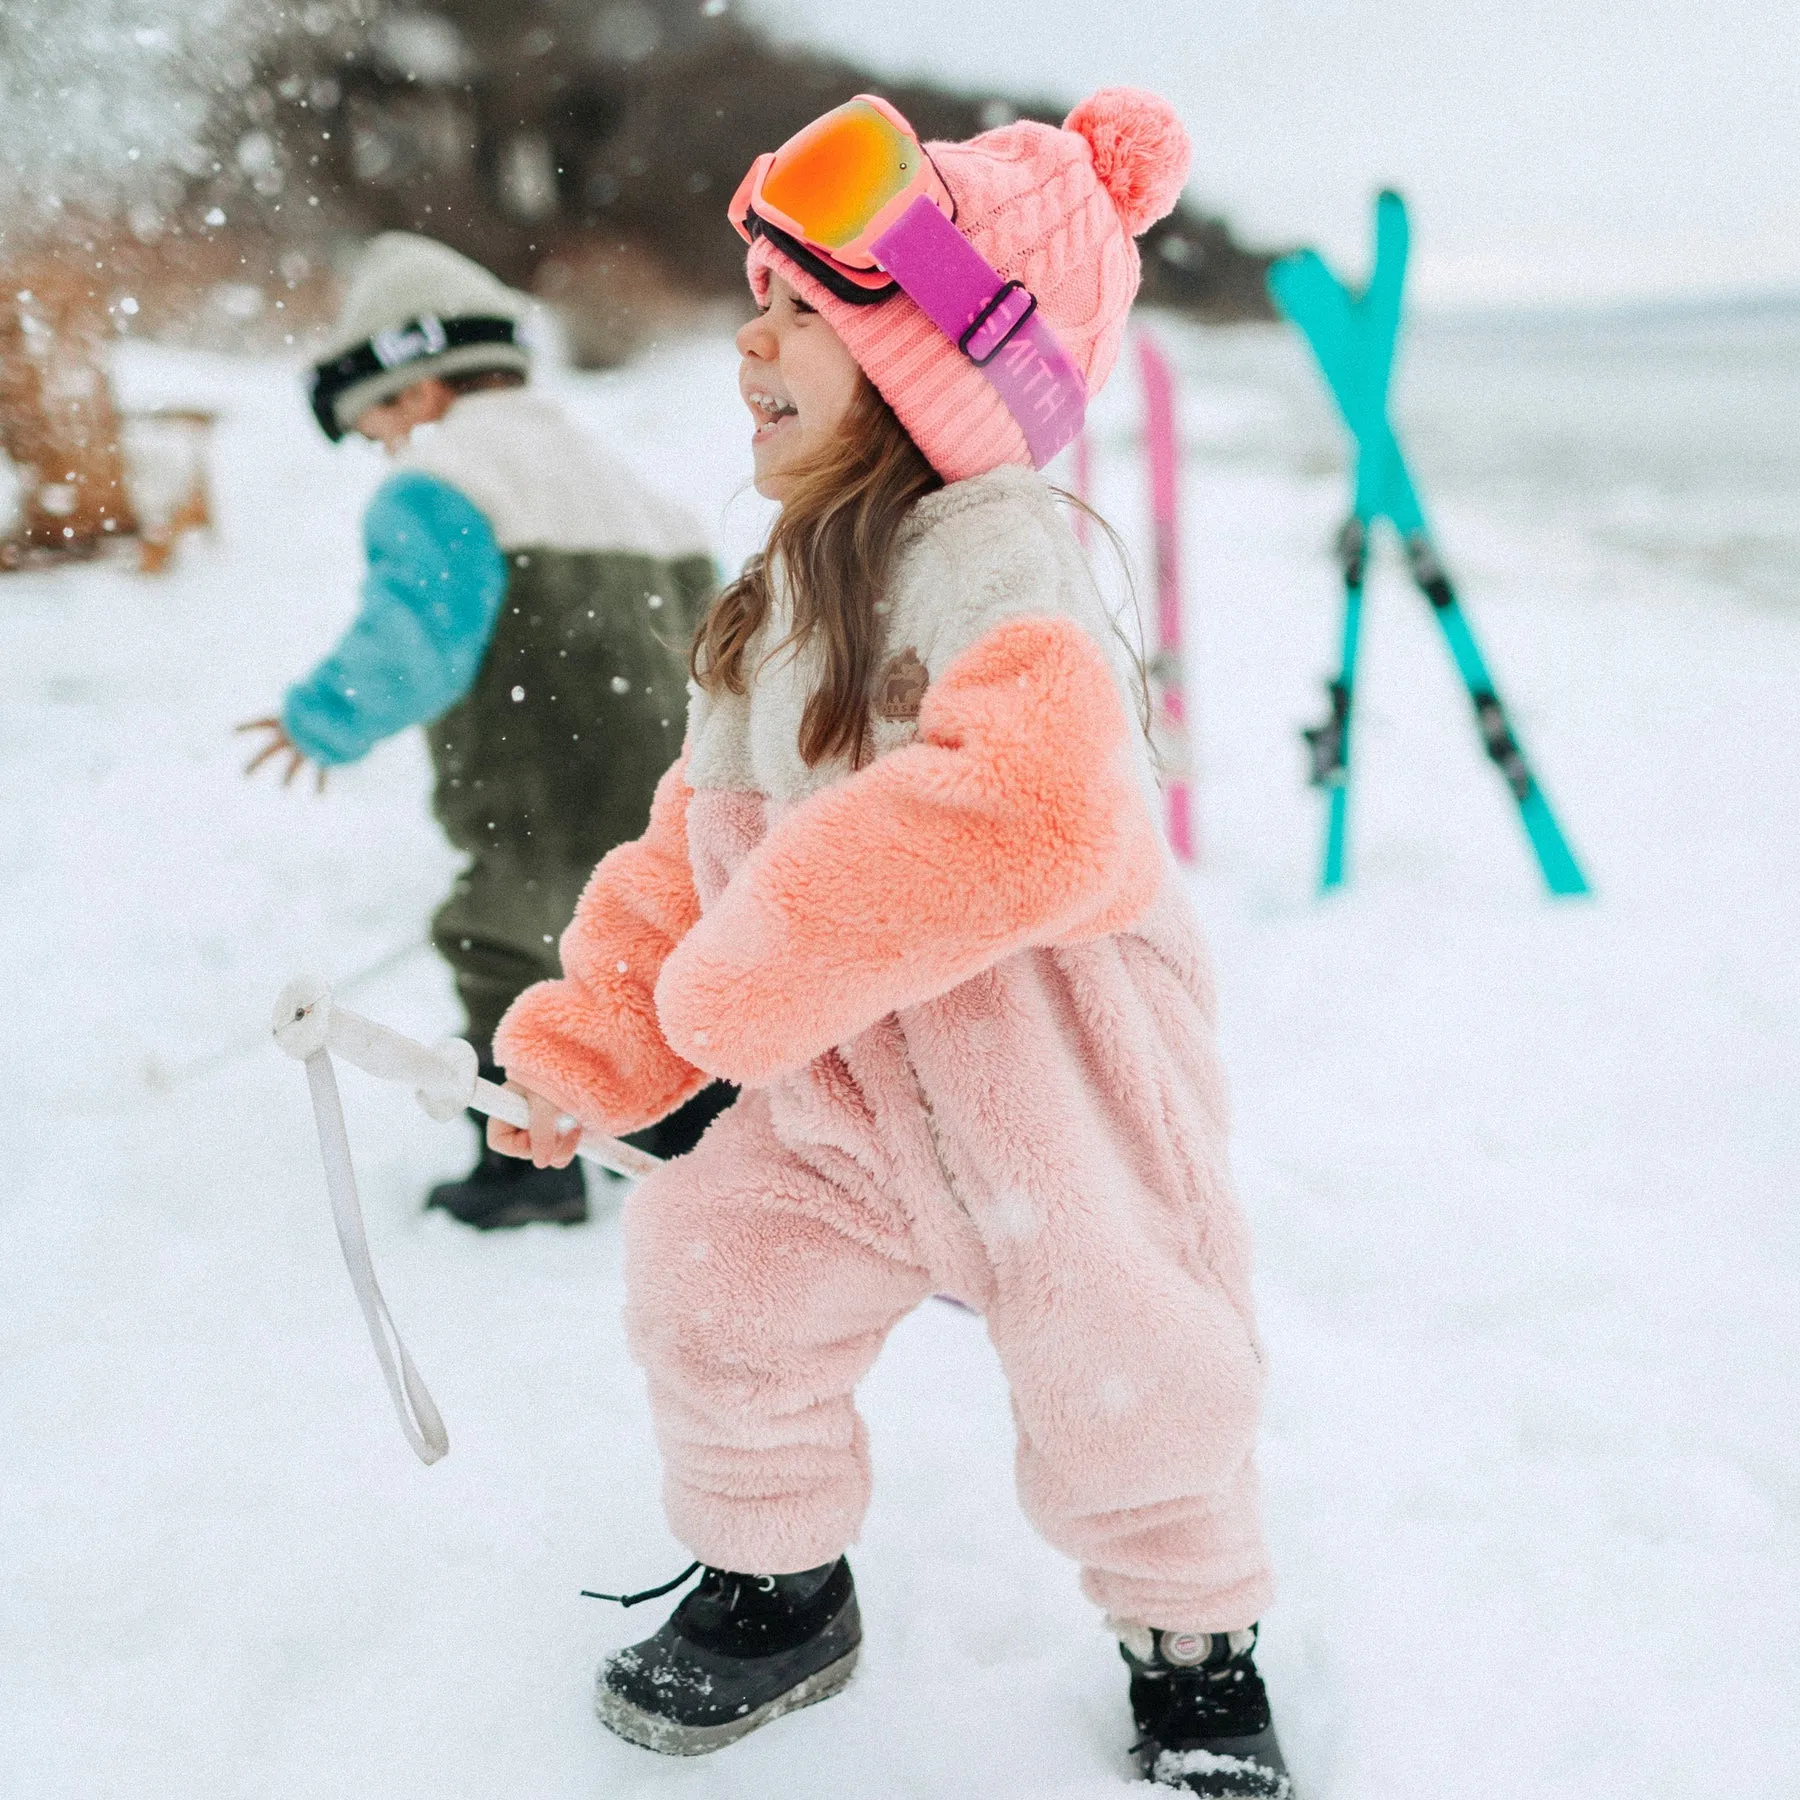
758,99,920,255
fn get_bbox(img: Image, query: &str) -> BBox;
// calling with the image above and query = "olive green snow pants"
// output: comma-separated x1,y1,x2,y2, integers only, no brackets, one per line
429,846,592,1055
425,545,712,1051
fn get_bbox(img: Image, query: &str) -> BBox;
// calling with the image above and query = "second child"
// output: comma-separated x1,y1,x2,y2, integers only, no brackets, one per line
243,235,732,1226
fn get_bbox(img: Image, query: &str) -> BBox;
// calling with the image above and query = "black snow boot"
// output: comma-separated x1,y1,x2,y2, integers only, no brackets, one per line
1122,1625,1293,1797
590,1558,860,1755
425,1059,587,1228
425,1138,586,1228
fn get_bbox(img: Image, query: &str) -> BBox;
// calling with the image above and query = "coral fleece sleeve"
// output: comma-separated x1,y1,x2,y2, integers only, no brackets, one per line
655,614,1161,1087
492,756,710,1133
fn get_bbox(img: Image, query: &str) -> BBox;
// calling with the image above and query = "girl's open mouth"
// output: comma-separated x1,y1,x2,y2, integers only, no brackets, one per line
747,389,798,439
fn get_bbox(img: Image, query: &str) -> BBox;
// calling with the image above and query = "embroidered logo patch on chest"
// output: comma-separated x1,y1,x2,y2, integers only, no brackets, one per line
875,647,929,722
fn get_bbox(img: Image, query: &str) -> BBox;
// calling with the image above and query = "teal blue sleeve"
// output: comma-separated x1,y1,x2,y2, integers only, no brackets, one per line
282,472,506,765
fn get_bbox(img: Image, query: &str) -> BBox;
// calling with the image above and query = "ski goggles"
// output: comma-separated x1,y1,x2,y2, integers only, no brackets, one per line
730,95,1087,467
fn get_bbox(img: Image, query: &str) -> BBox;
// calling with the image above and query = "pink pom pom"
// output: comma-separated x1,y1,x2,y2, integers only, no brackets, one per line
1064,88,1191,236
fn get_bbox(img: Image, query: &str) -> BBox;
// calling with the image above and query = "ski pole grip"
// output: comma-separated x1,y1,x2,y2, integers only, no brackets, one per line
271,975,477,1120
271,975,665,1181
271,972,336,1060
472,1075,531,1133
465,1075,662,1180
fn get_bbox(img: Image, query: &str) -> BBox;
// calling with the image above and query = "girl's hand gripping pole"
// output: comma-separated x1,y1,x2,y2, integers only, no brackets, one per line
270,975,663,1464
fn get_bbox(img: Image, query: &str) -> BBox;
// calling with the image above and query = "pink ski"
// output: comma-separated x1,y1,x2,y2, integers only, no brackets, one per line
1135,330,1195,862
1070,424,1094,550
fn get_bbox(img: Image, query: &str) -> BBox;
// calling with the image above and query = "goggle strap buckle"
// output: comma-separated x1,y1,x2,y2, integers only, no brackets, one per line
873,198,1087,469
958,279,1036,367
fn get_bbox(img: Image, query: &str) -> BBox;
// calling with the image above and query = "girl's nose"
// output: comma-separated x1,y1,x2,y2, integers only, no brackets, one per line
735,312,775,359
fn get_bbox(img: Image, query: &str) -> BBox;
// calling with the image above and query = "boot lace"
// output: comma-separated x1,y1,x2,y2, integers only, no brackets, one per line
582,1562,779,1611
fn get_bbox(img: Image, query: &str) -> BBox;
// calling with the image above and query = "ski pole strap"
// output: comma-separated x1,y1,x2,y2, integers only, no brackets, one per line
301,1048,449,1465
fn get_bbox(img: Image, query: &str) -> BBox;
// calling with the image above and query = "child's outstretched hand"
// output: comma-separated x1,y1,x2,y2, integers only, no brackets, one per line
237,717,329,794
487,1082,583,1169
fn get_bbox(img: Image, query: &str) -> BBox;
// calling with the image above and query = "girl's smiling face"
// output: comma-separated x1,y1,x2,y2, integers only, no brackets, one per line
736,275,865,501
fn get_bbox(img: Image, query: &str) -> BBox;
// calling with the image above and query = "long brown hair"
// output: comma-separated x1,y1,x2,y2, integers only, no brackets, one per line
691,377,942,768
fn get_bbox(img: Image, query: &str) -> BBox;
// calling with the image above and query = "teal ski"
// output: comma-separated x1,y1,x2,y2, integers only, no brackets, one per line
1269,190,1589,897
1301,518,1367,891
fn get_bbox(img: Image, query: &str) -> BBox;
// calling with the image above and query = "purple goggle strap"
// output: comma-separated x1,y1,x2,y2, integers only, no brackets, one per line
871,197,1086,468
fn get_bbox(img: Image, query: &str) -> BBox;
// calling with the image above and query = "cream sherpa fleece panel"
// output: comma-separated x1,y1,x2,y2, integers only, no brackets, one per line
402,389,710,559
685,466,1156,815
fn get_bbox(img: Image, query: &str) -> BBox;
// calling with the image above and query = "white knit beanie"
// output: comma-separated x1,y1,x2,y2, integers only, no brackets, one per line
313,233,531,435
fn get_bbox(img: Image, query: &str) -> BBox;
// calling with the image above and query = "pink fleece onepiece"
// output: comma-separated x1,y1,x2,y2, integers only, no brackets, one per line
495,466,1273,1632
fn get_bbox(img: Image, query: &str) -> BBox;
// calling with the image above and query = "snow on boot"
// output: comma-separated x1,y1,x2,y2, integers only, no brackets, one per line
1120,1624,1293,1798
425,1140,587,1228
591,1559,860,1755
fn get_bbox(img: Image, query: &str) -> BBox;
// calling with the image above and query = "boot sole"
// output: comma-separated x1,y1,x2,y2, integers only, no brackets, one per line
1141,1725,1295,1797
595,1644,860,1756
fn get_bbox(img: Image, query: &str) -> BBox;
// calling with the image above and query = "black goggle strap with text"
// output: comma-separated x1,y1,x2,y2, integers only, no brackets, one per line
307,314,519,440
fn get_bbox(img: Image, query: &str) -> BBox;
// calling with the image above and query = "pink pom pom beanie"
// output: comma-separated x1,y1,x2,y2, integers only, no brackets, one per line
743,89,1192,483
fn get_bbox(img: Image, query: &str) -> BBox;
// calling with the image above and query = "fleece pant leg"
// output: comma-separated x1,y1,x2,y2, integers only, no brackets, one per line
984,1265,1274,1635
622,1092,933,1574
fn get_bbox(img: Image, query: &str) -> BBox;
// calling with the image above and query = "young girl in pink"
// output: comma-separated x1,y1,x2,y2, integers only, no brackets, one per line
490,88,1291,1798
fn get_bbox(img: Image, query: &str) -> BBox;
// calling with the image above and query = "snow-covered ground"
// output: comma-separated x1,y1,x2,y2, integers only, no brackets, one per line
3,312,1796,1799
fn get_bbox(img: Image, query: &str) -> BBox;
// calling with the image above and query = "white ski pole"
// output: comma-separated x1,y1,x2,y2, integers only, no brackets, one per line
271,974,663,1464
272,974,663,1179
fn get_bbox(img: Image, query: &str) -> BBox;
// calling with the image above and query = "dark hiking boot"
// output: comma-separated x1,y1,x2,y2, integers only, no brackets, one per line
592,1558,860,1755
1121,1624,1294,1797
425,1140,587,1228
425,1055,588,1228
